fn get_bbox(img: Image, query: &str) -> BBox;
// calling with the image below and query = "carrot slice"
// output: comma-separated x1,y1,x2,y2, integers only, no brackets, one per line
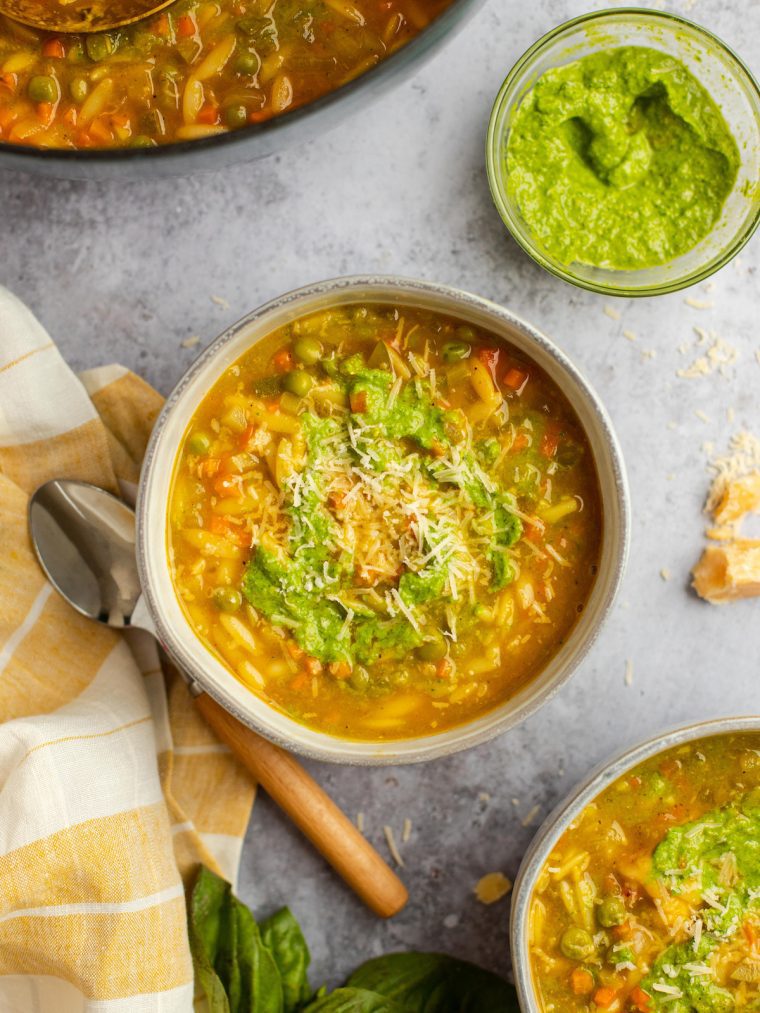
42,38,65,58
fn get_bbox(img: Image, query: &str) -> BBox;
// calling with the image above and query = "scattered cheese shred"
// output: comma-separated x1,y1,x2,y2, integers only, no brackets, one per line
623,329,637,342
384,825,404,867
181,335,201,349
683,298,714,310
210,294,230,309
676,333,738,379
521,804,541,827
474,872,513,905
402,818,412,843
660,568,672,581
357,812,365,833
624,659,633,687
603,305,621,321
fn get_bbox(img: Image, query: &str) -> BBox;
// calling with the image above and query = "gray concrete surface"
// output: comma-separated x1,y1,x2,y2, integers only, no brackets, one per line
1,0,758,994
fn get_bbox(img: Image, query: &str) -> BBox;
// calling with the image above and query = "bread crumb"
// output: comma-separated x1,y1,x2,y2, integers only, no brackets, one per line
695,410,711,424
478,792,491,804
660,568,671,581
511,798,520,807
211,294,230,309
402,818,412,843
443,914,459,929
180,335,201,349
603,305,621,321
474,872,513,905
624,659,633,686
684,298,714,310
383,825,404,867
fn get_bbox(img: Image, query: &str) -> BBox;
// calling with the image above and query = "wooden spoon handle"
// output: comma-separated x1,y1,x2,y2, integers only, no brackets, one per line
194,692,409,919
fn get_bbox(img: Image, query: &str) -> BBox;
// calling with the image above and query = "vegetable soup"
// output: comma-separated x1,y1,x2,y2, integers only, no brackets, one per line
0,0,451,149
529,732,760,1012
167,302,601,740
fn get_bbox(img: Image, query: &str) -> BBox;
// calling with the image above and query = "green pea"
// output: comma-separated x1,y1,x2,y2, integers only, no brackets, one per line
213,586,242,613
349,667,370,692
442,341,471,363
225,104,248,128
416,633,447,662
235,51,260,75
86,33,114,62
28,75,58,103
187,431,211,455
69,76,88,103
560,926,595,961
597,896,626,928
283,370,313,398
130,135,157,148
455,325,477,342
293,336,323,365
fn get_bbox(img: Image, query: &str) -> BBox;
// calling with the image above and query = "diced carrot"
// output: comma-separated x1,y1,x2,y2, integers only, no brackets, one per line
272,348,293,372
304,656,322,676
744,921,757,946
328,490,346,511
197,103,219,125
266,398,281,412
512,432,529,451
612,920,633,940
74,130,94,148
290,673,309,692
62,106,77,127
176,13,195,36
199,457,221,477
503,366,529,391
540,425,560,458
477,346,500,378
248,109,271,123
238,423,256,448
0,105,17,132
36,102,53,124
88,116,113,144
328,661,351,679
593,987,617,1008
213,473,239,496
42,37,65,58
436,658,452,680
570,967,594,996
152,12,170,34
0,71,17,93
350,390,368,413
209,515,232,536
630,986,652,1011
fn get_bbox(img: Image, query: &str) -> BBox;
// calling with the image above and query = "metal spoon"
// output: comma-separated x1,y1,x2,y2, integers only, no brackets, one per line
29,479,408,919
3,0,175,35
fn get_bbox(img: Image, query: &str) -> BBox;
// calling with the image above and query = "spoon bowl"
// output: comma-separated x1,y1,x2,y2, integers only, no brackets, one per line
2,0,175,34
28,478,408,919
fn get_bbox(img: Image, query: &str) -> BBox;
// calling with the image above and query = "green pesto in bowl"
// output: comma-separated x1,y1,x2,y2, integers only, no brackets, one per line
505,46,739,270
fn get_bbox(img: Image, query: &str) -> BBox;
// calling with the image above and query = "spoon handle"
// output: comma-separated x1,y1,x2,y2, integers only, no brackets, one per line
194,692,409,919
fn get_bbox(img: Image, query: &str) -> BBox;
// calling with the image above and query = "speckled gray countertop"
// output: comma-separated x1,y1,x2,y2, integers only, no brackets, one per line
1,0,758,992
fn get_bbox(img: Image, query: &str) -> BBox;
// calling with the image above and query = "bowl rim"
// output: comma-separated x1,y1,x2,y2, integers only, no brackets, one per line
0,0,483,172
510,713,760,1011
136,273,631,764
485,6,760,298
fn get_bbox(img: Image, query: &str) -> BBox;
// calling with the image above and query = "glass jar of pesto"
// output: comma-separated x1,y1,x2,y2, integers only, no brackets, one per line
486,9,760,296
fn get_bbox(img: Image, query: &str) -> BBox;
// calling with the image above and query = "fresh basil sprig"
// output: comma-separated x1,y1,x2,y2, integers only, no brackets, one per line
189,865,517,1013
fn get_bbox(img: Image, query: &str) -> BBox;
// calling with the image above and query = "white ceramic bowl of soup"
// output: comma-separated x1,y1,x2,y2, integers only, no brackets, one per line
137,275,630,764
510,715,760,1012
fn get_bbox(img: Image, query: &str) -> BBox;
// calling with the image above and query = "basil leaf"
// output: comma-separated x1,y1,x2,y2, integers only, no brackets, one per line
302,987,405,1012
189,866,232,1013
346,953,519,1012
233,895,284,1013
260,907,311,1012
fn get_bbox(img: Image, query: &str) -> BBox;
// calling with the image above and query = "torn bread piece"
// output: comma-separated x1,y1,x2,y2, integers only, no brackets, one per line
708,472,760,540
693,540,760,604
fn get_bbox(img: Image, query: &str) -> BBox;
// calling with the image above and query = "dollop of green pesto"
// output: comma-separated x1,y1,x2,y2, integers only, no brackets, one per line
505,46,739,270
242,358,522,667
641,793,760,1010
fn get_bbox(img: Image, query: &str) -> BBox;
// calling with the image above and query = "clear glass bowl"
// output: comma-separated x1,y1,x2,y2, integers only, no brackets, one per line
486,8,760,297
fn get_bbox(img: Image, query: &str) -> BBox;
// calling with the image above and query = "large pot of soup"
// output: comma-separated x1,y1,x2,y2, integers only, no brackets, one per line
136,275,630,763
0,0,483,177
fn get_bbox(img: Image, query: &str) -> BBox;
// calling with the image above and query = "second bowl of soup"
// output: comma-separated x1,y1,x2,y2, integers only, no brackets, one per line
138,276,629,762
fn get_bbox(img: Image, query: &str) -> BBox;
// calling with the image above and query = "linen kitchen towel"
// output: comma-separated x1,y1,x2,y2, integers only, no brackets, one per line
0,286,255,1012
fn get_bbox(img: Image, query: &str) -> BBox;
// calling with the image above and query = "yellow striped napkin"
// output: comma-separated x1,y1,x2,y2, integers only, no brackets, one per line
0,286,256,1011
